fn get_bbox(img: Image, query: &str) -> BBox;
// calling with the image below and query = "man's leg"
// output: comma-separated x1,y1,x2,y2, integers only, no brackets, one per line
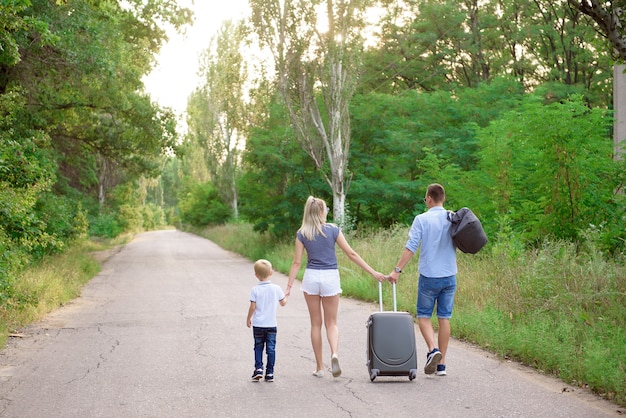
437,318,450,364
418,317,436,352
435,275,456,366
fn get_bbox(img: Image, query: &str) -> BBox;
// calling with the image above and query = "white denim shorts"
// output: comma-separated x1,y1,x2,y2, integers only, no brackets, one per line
301,268,342,297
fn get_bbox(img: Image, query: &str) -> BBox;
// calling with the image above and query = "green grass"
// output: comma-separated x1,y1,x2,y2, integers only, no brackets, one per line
194,223,626,407
0,235,130,347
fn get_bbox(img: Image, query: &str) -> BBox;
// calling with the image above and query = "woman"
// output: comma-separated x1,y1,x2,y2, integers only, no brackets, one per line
285,196,386,378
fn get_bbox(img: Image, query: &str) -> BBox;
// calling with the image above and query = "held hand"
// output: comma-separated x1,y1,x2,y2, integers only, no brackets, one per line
388,271,399,284
372,271,387,282
285,286,291,297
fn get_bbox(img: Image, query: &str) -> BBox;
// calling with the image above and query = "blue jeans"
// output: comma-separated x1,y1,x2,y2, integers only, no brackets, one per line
253,326,277,374
416,274,457,319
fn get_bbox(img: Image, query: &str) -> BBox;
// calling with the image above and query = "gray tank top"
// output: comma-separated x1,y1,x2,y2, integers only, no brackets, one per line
297,224,340,270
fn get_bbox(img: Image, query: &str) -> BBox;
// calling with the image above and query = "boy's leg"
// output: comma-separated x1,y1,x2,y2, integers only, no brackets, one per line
265,327,277,375
253,327,266,371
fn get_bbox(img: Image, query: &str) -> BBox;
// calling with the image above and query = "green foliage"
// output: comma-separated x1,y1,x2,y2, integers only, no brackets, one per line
0,0,56,66
347,77,524,228
141,203,166,230
0,90,59,290
187,20,248,215
178,181,232,227
35,193,89,244
88,212,122,238
360,0,612,99
475,94,620,250
117,204,144,233
238,94,327,238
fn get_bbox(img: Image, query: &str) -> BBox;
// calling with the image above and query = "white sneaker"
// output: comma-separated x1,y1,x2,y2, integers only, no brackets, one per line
331,354,342,377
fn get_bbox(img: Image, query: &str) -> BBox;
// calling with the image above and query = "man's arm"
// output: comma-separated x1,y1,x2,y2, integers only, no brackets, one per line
388,247,415,283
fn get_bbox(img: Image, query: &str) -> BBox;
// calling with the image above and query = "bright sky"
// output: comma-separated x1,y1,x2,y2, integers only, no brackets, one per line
143,0,250,116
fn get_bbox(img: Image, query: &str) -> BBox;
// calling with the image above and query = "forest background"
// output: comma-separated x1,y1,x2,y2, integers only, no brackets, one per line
1,0,625,408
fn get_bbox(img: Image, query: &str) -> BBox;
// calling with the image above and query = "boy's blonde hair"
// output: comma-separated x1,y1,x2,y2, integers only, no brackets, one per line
254,259,273,279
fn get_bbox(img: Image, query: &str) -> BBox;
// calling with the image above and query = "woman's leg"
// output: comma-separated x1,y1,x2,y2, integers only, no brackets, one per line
321,295,340,356
304,292,324,372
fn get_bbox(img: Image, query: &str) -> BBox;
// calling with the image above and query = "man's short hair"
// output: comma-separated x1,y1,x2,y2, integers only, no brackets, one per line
427,183,446,203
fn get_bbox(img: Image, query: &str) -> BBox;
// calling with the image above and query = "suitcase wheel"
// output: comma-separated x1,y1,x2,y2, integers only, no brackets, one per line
409,369,417,381
370,369,379,381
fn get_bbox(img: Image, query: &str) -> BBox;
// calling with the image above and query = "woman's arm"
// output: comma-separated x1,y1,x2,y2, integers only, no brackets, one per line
286,238,304,296
336,231,386,282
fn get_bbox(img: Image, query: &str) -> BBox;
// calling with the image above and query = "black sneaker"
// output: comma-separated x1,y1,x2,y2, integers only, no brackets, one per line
252,369,263,381
265,374,274,382
424,349,442,375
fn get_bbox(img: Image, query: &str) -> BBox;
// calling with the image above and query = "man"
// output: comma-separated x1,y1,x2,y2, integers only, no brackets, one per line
388,183,457,376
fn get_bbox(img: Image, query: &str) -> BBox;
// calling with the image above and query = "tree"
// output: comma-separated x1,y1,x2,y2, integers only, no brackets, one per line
476,94,619,245
15,0,186,205
239,90,325,238
568,0,626,60
187,20,248,219
249,0,370,226
348,77,525,227
361,0,611,99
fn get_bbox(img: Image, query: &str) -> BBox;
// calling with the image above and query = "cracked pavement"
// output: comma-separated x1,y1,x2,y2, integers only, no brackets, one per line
0,230,621,417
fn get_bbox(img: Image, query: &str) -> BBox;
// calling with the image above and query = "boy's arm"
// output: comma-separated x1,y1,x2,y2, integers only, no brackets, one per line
246,301,255,328
279,295,288,307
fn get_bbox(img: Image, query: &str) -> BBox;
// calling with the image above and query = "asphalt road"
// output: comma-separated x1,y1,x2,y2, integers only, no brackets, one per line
0,230,622,418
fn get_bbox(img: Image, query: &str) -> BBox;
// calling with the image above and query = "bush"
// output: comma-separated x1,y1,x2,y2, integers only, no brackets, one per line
178,182,232,226
140,203,167,230
88,212,122,238
117,204,143,233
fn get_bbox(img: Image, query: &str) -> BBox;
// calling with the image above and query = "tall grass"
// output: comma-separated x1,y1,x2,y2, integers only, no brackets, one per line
195,223,626,406
0,236,127,347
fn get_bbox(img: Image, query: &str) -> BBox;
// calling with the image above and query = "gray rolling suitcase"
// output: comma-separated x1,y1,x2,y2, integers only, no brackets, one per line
366,281,418,381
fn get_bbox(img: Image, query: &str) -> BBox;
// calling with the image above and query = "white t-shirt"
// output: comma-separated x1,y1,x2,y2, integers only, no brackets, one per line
249,281,285,327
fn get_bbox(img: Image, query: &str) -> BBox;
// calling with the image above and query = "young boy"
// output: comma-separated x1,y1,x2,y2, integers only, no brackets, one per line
247,259,288,382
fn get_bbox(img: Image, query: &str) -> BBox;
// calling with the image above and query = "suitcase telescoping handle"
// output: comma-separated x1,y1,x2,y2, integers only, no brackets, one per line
378,280,397,312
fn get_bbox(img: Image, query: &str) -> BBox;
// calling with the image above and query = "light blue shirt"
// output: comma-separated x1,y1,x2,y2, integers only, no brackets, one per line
405,206,457,278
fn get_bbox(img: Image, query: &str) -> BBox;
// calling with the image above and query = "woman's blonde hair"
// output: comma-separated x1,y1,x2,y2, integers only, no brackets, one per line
298,196,327,241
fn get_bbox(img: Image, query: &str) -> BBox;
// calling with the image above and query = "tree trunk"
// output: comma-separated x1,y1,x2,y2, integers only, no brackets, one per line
250,0,363,230
615,64,626,162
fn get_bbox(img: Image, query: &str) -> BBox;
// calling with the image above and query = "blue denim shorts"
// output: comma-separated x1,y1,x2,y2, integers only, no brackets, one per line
416,274,457,319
